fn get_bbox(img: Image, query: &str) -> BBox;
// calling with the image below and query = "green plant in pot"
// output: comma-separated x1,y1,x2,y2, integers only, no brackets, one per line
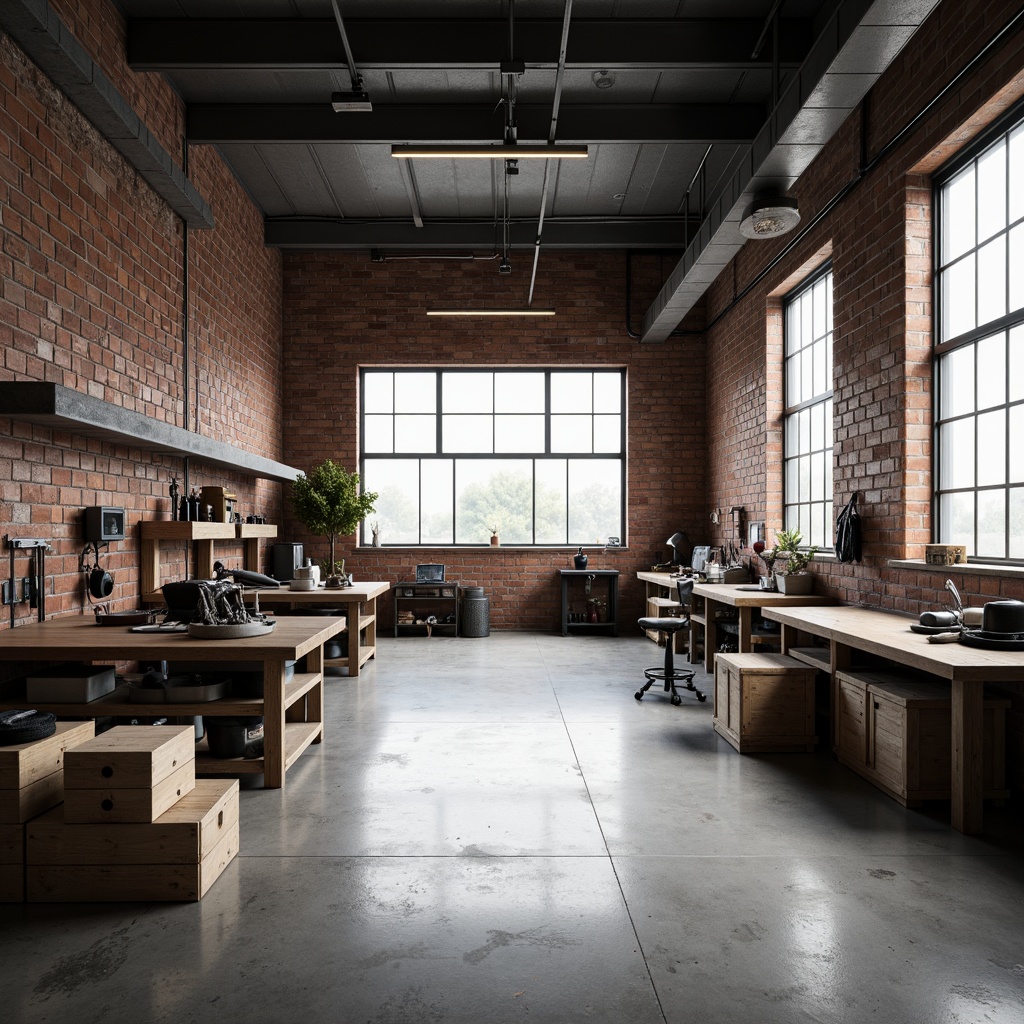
289,460,378,588
773,528,817,595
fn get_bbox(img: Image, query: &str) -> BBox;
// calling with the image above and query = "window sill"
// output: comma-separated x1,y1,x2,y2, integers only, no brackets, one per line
888,559,1024,580
356,545,628,552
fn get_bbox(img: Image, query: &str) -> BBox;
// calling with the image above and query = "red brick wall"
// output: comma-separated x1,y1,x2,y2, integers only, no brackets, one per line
702,0,1024,786
0,7,284,626
281,251,707,631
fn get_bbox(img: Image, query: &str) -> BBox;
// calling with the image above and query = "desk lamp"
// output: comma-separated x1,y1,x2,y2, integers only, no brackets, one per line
666,531,690,566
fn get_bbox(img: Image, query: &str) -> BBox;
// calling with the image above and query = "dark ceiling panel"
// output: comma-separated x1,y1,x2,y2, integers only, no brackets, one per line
263,217,697,250
216,144,295,217
128,17,813,71
187,102,764,144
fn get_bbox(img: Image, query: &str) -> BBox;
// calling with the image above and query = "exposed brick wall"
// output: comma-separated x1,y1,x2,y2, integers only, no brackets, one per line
702,0,1024,790
0,9,284,626
49,0,186,163
281,250,707,631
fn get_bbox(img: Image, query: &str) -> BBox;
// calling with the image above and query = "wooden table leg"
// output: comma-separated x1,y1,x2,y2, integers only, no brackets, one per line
778,623,796,653
951,679,984,834
346,605,360,677
831,642,852,753
738,607,753,653
364,596,377,659
703,598,719,672
263,657,286,789
306,643,324,745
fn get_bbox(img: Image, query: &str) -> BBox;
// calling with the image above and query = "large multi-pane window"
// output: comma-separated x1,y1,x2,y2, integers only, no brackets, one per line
360,369,625,546
935,106,1024,561
783,267,834,549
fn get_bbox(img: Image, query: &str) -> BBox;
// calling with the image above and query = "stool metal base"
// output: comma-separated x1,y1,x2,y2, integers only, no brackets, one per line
635,666,706,705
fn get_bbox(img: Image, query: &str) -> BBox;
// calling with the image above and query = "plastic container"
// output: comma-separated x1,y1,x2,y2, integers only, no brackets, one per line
205,716,264,759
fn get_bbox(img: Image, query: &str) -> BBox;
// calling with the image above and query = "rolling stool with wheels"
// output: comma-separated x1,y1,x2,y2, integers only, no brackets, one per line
636,578,705,705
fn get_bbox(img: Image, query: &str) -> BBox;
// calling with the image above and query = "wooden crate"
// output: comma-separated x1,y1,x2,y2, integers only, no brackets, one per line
713,653,817,753
835,670,1009,806
26,779,239,903
63,725,194,790
0,823,25,903
0,721,96,825
0,721,95,790
63,760,195,824
28,779,238,864
0,772,66,825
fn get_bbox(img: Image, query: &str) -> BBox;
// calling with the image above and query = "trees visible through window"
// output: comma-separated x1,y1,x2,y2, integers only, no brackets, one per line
935,105,1024,561
783,267,834,550
360,369,625,546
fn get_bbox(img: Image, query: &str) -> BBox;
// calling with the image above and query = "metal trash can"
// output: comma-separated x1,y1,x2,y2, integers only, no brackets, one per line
461,586,490,637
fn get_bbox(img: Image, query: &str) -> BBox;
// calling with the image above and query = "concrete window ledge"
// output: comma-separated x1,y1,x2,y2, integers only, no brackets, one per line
889,559,1024,580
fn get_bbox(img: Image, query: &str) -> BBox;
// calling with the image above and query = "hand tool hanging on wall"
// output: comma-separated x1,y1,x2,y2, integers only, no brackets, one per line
4,536,50,626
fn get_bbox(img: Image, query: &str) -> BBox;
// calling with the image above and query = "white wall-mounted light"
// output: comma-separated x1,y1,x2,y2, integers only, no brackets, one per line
739,196,801,239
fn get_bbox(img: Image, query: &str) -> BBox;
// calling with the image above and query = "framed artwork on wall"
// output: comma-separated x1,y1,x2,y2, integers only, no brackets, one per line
747,521,765,548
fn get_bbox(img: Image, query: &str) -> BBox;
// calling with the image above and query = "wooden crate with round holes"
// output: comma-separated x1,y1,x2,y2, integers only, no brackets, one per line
26,779,238,902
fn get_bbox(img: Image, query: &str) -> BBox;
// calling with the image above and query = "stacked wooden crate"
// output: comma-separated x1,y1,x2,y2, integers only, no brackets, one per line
0,721,95,902
26,725,239,902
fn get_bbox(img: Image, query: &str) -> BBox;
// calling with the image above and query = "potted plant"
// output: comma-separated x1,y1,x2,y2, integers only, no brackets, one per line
754,543,778,589
773,528,817,595
289,460,378,588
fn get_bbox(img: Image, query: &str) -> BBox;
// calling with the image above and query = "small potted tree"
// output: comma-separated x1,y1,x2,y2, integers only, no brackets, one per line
773,528,817,595
290,460,378,588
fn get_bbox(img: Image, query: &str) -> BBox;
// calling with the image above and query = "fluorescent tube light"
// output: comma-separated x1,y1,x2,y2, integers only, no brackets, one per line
393,145,588,160
427,308,556,317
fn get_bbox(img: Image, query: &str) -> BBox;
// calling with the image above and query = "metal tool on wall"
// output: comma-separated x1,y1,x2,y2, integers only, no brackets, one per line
3,535,50,626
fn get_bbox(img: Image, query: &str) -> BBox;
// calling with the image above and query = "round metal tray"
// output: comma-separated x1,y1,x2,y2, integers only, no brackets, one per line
187,621,277,639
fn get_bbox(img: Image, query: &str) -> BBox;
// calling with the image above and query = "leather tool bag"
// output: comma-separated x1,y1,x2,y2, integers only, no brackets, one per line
835,492,862,563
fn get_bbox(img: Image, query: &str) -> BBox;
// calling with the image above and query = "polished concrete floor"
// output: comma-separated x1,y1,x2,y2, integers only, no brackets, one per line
3,633,1024,1023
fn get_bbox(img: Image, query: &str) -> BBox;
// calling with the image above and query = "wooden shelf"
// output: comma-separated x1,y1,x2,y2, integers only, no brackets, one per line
788,646,831,673
194,722,322,777
140,519,276,601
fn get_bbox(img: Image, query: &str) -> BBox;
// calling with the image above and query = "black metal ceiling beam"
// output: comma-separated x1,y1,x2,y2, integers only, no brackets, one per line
187,102,764,145
263,218,697,251
128,18,812,71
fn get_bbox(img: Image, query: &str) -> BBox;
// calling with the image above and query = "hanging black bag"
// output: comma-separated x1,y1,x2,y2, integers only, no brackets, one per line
835,492,862,563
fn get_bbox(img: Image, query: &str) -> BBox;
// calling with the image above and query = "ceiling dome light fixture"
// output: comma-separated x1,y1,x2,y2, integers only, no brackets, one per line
739,196,801,239
592,69,615,90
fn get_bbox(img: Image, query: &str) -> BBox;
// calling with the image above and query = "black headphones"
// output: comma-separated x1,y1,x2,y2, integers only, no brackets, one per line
89,565,114,599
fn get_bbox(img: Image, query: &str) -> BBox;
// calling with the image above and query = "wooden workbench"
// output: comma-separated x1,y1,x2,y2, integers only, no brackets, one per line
0,615,343,789
637,572,834,670
762,603,1024,834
